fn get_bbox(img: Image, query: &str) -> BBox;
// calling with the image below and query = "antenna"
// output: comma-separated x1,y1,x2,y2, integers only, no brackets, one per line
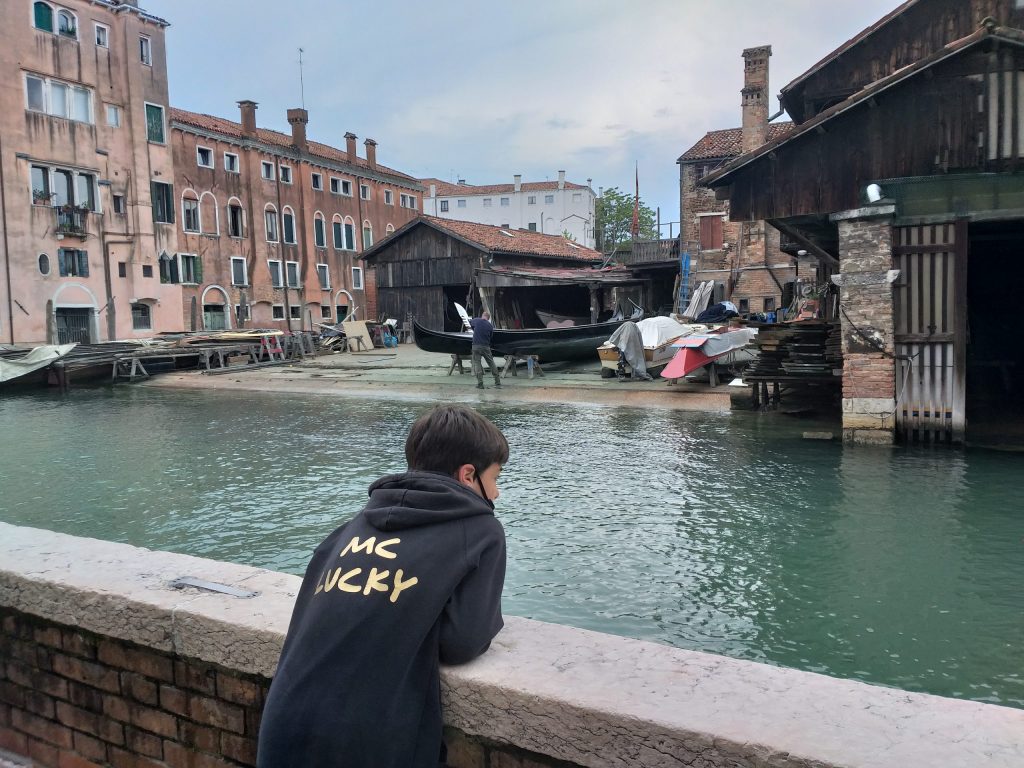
298,47,306,109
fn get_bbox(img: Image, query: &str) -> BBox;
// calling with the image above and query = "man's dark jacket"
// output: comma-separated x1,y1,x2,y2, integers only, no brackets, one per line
256,471,506,768
469,317,494,347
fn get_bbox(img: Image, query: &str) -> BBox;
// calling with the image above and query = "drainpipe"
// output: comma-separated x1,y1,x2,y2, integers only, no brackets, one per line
100,228,115,340
274,167,292,332
355,176,364,320
0,130,14,343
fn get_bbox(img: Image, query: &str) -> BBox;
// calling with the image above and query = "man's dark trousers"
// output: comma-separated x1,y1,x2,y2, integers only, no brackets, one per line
472,345,500,387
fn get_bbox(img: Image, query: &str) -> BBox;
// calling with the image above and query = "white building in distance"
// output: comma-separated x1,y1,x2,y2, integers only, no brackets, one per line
420,172,596,248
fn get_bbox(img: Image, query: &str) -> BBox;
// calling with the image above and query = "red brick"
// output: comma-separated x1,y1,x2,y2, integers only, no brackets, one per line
55,701,100,735
51,655,120,694
121,673,158,706
128,704,177,739
215,675,263,707
72,730,108,762
24,689,56,718
103,694,130,723
62,631,98,660
58,751,105,768
174,661,216,695
6,662,67,699
220,731,258,764
96,717,125,747
11,709,73,748
188,695,244,734
0,681,26,708
97,642,174,683
108,746,166,768
35,626,64,649
125,726,164,759
67,682,104,714
159,685,189,717
178,721,218,753
0,724,29,756
162,741,236,768
27,735,61,767
8,639,37,665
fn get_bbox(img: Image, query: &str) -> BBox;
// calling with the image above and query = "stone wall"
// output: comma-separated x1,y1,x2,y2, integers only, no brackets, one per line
1,523,1022,768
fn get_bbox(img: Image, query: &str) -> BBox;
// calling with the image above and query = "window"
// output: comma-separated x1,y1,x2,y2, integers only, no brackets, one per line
131,303,151,330
179,254,201,284
321,305,332,319
39,254,51,275
139,35,152,66
272,305,285,320
763,297,776,313
224,153,239,173
231,257,247,286
196,147,213,168
235,304,251,322
330,177,341,195
316,264,330,290
527,196,537,205
25,75,93,124
739,298,750,314
267,260,283,288
261,161,274,181
384,190,393,206
264,207,279,242
142,264,153,278
457,199,466,208
151,182,173,223
289,305,302,320
112,195,125,214
282,208,296,244
182,196,200,232
344,221,355,250
341,180,352,196
545,194,554,204
351,267,364,290
144,103,164,142
314,214,326,248
399,194,416,209
572,192,582,202
280,165,292,184
57,10,76,39
311,173,323,191
362,222,372,249
385,223,395,236
528,222,537,231
482,198,492,207
360,184,370,200
332,219,344,250
106,104,120,127
58,248,89,277
31,165,50,204
439,200,449,212
33,2,53,32
94,23,109,48
228,202,244,237
158,253,176,283
74,174,96,211
500,197,510,207
699,214,724,251
285,261,299,288
117,261,126,278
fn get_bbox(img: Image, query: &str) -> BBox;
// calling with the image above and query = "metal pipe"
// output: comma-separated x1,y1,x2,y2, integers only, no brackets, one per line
0,129,14,343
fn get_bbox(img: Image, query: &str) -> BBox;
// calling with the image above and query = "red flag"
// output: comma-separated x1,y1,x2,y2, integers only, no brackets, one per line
631,164,640,238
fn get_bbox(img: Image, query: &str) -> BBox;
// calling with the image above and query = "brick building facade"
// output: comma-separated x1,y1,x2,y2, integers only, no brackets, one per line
169,103,423,331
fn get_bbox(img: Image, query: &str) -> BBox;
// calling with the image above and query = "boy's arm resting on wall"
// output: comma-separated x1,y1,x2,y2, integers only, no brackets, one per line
439,525,506,665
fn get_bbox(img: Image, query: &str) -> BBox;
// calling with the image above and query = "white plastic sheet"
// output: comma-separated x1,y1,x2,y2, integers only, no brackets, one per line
0,344,76,383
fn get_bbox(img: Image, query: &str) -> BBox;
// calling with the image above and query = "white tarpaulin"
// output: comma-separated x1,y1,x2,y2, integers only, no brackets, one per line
634,317,704,347
0,344,76,383
673,327,759,356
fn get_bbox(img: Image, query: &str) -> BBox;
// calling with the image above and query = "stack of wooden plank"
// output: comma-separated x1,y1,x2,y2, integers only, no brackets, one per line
746,321,841,380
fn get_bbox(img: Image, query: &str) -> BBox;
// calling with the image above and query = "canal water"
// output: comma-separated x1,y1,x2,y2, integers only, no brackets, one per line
1,387,1022,708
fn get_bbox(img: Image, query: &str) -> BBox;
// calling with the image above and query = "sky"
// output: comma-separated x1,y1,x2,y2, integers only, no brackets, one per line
147,0,901,238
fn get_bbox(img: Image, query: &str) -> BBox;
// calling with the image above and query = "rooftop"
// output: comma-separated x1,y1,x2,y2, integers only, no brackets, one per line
678,122,794,162
421,178,590,198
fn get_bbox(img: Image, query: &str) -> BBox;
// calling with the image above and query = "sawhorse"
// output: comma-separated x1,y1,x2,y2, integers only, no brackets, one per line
501,354,544,379
448,354,468,375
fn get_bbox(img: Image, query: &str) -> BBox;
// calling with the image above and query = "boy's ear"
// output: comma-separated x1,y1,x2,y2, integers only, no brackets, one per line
455,463,476,486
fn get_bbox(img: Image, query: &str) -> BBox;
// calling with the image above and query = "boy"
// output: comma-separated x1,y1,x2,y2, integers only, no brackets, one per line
470,310,501,389
257,405,508,768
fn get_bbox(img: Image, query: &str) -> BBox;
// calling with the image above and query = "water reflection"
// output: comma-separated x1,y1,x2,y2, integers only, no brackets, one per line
1,387,1022,707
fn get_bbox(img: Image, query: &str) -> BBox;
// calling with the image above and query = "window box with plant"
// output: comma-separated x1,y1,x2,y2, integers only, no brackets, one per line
33,189,54,205
55,203,91,236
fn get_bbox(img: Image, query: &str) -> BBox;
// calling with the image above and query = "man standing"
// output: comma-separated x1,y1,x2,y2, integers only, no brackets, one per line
470,310,501,389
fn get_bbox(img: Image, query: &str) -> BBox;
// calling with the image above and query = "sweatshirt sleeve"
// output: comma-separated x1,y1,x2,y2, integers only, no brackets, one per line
438,519,506,665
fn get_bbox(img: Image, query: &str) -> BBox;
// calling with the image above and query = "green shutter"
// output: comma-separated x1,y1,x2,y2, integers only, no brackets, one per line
145,104,164,143
34,2,53,32
194,256,203,284
78,250,89,278
58,249,68,277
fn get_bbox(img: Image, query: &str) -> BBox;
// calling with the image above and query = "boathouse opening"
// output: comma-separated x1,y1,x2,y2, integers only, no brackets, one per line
966,220,1024,447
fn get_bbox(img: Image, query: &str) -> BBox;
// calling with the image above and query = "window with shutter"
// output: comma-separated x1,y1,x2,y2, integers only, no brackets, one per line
314,217,326,248
333,221,343,249
145,104,164,143
34,2,54,32
699,215,724,250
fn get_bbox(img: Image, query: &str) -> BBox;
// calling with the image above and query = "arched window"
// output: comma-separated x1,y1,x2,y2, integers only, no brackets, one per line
332,214,344,250
227,196,245,238
313,212,326,248
33,2,53,33
385,223,395,236
361,220,373,249
264,204,279,242
181,189,200,233
282,206,296,244
343,216,356,251
199,192,218,235
131,302,151,330
57,9,77,38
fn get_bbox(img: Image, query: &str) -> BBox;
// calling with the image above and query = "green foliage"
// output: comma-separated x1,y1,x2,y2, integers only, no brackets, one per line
561,229,577,242
595,186,657,253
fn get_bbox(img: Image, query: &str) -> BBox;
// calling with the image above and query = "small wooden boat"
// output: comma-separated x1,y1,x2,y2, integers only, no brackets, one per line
660,328,759,379
597,318,704,375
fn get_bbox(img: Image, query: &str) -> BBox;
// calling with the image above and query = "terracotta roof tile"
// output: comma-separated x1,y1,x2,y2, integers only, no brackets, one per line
169,108,419,185
420,177,590,197
678,122,794,162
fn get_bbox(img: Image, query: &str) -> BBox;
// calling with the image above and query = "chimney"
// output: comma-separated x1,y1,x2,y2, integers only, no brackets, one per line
238,100,258,138
457,178,466,185
429,183,437,197
364,138,377,168
345,132,357,158
513,174,522,192
741,46,772,153
557,170,566,190
287,108,308,151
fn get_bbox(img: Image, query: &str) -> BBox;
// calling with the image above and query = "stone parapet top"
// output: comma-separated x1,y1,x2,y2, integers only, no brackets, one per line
1,522,1022,768
831,204,896,221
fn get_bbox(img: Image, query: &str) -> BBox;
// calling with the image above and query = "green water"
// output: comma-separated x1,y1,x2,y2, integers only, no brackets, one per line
1,387,1022,708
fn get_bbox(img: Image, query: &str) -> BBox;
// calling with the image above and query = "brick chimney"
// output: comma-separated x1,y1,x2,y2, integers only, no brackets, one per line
345,132,357,159
287,108,308,151
364,138,377,168
513,174,522,192
741,45,772,153
557,170,566,190
238,100,258,138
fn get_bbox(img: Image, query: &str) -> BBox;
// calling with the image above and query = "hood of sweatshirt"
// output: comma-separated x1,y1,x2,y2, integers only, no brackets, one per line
363,471,494,531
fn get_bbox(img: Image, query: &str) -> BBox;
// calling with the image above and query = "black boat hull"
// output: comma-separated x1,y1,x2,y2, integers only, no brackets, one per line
414,319,633,363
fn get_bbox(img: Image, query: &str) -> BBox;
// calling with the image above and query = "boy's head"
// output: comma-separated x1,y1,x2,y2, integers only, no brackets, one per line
405,405,508,477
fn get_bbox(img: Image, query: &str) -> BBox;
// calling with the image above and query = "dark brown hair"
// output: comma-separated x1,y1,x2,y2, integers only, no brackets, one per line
405,405,509,476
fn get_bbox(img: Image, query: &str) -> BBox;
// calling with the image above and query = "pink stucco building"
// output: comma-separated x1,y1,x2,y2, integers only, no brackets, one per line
0,0,182,345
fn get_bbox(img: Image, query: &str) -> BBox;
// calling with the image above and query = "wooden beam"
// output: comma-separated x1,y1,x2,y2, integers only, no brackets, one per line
767,218,840,267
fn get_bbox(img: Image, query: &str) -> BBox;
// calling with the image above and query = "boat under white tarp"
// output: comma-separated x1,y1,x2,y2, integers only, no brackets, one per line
0,344,76,384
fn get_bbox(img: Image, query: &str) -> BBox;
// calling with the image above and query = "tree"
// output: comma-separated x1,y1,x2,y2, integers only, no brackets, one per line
595,186,657,254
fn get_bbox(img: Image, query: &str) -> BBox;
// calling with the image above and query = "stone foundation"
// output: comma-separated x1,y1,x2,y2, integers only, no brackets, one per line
1,523,1022,768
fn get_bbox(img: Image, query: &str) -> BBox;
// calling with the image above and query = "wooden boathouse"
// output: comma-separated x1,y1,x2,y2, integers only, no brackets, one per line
360,216,644,331
704,0,1024,447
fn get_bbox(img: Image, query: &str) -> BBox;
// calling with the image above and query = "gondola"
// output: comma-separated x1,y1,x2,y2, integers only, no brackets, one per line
414,307,642,363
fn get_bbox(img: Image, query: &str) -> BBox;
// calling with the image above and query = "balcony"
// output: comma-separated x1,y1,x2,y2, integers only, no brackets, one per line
55,207,89,238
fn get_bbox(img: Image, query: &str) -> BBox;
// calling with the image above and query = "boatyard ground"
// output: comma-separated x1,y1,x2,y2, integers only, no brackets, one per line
144,343,742,412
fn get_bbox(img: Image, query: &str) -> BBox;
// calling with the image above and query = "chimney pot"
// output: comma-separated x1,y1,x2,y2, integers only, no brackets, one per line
513,174,522,193
557,170,566,190
345,132,357,159
238,100,258,137
287,107,309,151
364,138,377,168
